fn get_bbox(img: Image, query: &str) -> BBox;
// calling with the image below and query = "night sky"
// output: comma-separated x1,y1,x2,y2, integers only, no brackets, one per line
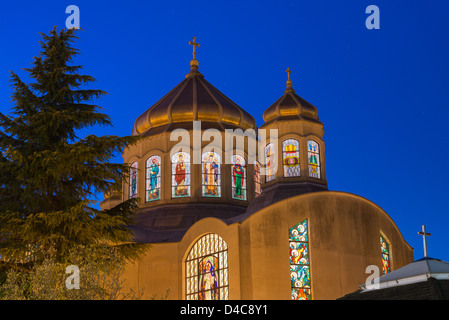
1,1,448,263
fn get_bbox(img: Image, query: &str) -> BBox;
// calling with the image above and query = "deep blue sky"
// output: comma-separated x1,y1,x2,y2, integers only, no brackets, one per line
1,1,448,263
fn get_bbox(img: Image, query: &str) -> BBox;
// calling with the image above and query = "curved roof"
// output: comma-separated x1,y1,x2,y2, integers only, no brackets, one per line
132,67,257,135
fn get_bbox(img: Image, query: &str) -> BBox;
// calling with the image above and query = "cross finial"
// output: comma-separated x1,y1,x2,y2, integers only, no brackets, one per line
189,37,200,60
285,67,294,93
286,67,292,81
418,225,431,258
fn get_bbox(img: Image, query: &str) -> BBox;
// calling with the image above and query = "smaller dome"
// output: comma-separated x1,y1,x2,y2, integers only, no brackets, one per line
263,68,319,124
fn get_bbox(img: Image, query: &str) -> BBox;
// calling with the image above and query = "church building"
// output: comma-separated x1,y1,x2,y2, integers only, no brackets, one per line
100,38,414,300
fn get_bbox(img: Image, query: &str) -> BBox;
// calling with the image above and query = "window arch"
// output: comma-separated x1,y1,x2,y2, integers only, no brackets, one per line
265,143,276,182
146,155,161,201
185,234,229,300
307,140,321,179
202,152,221,197
289,219,311,300
380,235,391,274
283,139,300,177
254,161,261,197
231,155,246,200
172,151,190,198
129,161,138,199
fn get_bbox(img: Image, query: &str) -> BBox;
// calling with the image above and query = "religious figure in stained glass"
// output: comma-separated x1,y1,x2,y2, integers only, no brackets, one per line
254,161,261,197
232,155,246,200
199,256,219,300
289,219,311,300
129,162,137,199
172,152,190,197
380,235,391,274
307,140,320,179
146,156,161,201
265,143,276,182
202,152,220,197
283,139,300,177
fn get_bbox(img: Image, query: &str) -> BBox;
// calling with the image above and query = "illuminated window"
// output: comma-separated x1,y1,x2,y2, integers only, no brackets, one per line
283,139,300,177
289,219,311,300
185,234,229,300
380,235,391,274
146,155,161,202
129,161,138,199
265,143,276,182
202,152,221,197
172,152,190,198
231,155,246,200
254,161,261,197
307,140,320,179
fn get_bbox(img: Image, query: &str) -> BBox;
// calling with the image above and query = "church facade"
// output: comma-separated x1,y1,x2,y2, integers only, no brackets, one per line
100,38,414,300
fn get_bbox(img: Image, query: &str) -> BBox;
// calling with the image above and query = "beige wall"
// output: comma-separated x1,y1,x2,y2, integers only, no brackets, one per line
122,191,414,300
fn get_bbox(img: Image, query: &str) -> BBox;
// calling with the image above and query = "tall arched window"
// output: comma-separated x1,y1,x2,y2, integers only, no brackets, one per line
129,161,138,199
185,234,229,300
265,143,276,182
172,152,190,198
254,161,261,197
146,155,161,202
380,235,391,274
289,219,311,300
202,152,221,197
231,155,246,200
307,140,321,179
283,139,300,177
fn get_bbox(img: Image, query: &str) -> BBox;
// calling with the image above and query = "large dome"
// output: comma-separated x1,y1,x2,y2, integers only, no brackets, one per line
132,63,256,136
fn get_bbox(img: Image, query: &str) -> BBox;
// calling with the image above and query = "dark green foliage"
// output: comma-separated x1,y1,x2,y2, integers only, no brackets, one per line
0,27,148,269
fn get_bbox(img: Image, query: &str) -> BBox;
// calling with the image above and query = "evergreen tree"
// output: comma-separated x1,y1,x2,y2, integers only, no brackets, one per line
0,27,147,270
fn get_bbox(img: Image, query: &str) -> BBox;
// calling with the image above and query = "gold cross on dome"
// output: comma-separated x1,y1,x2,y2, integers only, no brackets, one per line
189,37,200,60
286,67,292,81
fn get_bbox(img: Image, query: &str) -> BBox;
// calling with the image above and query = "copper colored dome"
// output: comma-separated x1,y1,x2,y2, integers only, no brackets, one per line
132,64,256,135
262,69,320,124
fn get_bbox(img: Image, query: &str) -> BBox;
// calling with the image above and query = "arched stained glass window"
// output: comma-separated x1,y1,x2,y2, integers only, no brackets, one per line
380,235,391,274
202,152,221,197
185,234,229,300
129,161,138,199
289,219,311,300
231,155,246,200
307,140,321,179
265,143,276,182
283,139,300,177
172,152,190,198
146,155,161,202
254,161,261,197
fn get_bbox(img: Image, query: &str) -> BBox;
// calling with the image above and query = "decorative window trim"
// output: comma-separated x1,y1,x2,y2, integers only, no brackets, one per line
145,155,161,202
282,139,300,177
129,161,138,199
202,152,221,198
289,219,312,300
307,140,321,179
171,151,191,198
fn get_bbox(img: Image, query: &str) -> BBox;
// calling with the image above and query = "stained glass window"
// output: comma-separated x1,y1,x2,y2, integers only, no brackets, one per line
289,219,311,300
380,235,391,275
129,161,138,199
202,152,221,197
283,139,300,177
146,155,161,201
231,155,246,200
307,140,320,179
265,143,276,182
172,152,190,198
185,234,229,300
254,161,261,197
